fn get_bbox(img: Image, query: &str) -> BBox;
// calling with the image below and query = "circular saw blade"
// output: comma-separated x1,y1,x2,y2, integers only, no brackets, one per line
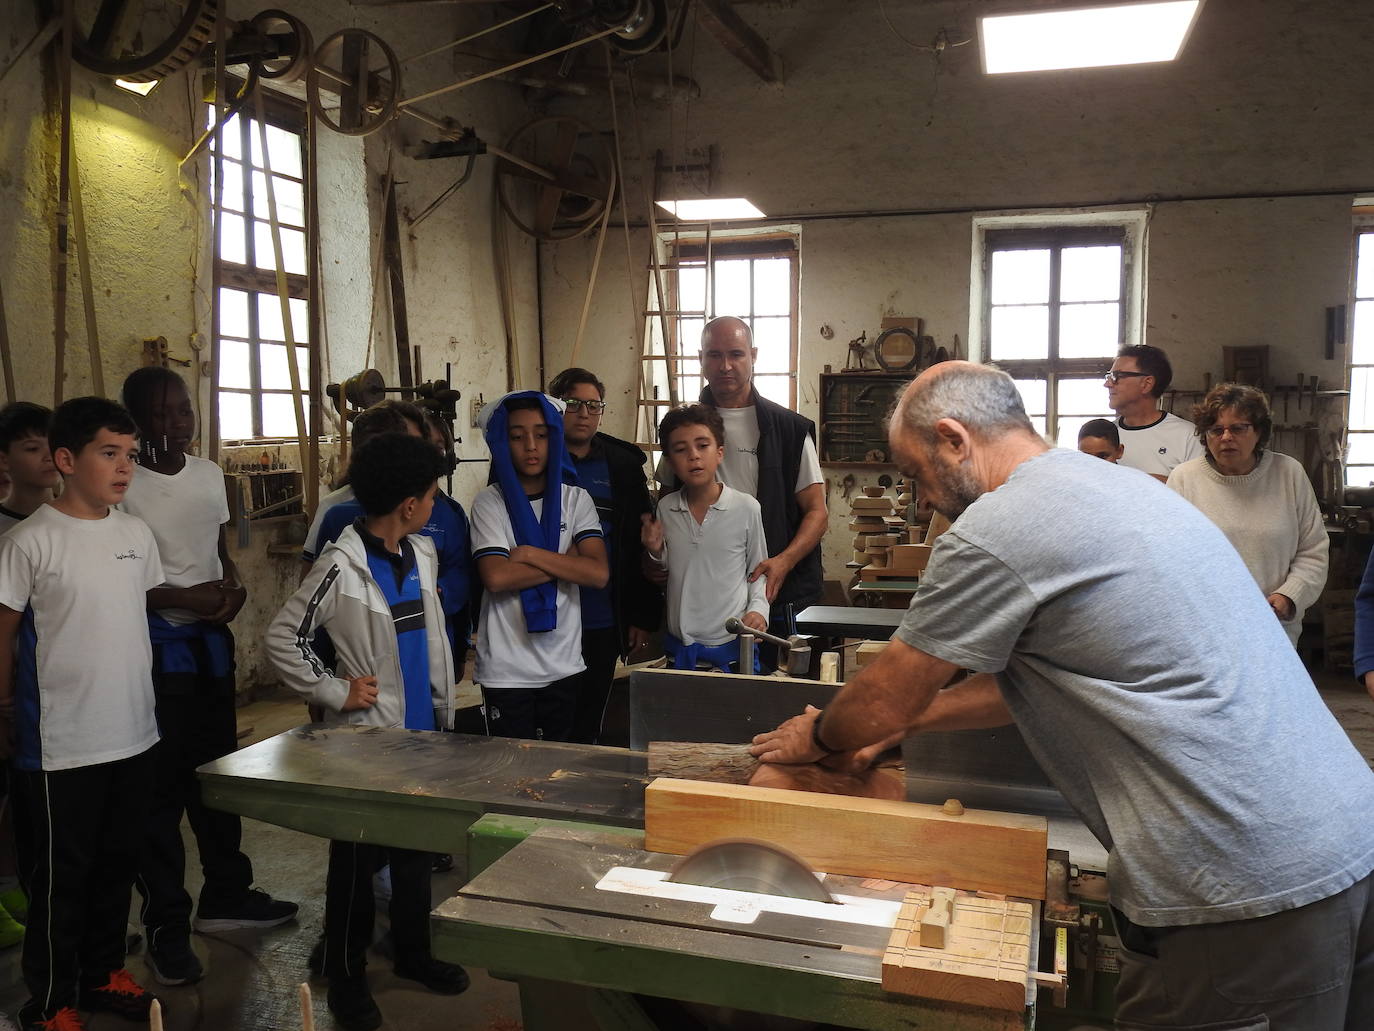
667,838,836,904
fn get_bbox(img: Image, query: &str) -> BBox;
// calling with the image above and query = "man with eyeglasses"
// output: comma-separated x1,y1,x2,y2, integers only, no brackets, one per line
1106,344,1201,481
548,368,663,744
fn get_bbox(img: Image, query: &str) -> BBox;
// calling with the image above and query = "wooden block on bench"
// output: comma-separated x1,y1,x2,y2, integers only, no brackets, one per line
855,640,888,667
643,779,1048,898
889,544,933,574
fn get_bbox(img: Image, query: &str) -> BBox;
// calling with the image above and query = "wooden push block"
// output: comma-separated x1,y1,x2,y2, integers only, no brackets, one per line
920,887,956,948
883,888,1035,1012
855,640,888,668
643,779,1049,898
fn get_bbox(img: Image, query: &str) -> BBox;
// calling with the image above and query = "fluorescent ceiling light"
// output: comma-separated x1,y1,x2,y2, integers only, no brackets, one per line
114,78,160,96
655,198,766,221
980,1,1201,74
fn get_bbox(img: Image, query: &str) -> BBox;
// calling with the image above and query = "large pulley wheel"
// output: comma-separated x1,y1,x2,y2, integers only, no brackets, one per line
306,28,401,138
606,0,668,55
71,0,219,81
247,8,312,82
496,116,616,242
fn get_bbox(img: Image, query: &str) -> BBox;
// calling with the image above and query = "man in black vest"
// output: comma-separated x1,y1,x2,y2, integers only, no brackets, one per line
694,316,827,655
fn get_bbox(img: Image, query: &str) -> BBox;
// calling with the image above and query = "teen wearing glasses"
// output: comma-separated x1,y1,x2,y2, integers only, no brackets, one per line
1106,345,1202,481
1167,382,1327,645
547,368,662,744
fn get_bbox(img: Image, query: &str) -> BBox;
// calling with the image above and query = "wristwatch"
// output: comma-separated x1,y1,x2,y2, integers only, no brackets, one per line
810,710,841,756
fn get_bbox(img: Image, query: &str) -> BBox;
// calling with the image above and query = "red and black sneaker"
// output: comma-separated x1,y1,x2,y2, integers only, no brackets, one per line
79,968,157,1021
16,1003,88,1031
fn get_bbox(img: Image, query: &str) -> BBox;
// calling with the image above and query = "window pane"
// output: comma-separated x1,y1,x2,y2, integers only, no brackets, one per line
713,258,752,317
1015,378,1047,419
753,258,791,316
1060,245,1122,302
1057,416,1103,447
250,172,305,227
260,344,308,390
218,212,246,265
210,159,244,212
209,112,243,160
261,392,303,437
755,374,790,408
257,295,309,343
676,318,704,357
676,265,706,316
1352,368,1374,433
253,222,307,276
1349,466,1374,488
1352,300,1374,365
219,391,252,439
1059,302,1120,359
218,288,250,338
753,317,791,374
1357,234,1374,299
990,249,1050,304
1057,377,1112,416
218,340,251,389
1346,432,1374,467
990,305,1049,360
260,124,303,178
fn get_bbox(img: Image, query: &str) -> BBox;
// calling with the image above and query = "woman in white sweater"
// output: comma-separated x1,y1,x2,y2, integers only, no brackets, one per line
1167,383,1328,646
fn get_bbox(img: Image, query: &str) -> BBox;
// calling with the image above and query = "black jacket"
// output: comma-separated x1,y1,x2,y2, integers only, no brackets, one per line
698,385,824,613
576,432,664,653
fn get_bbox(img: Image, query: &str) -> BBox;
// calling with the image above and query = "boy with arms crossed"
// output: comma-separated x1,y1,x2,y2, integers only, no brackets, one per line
267,433,468,1031
641,404,768,673
0,398,162,1031
471,393,607,742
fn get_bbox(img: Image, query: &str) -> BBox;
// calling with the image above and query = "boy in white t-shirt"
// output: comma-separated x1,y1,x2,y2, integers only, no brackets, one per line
470,392,607,741
641,404,769,673
0,402,61,536
119,368,296,988
0,397,163,1031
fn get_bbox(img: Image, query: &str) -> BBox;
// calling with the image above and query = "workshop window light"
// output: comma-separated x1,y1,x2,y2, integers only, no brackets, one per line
114,78,160,96
979,1,1202,74
655,198,766,222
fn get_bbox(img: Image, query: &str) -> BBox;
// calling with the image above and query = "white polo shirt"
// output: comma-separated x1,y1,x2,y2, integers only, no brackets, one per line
653,485,769,647
1116,412,1203,478
470,483,602,691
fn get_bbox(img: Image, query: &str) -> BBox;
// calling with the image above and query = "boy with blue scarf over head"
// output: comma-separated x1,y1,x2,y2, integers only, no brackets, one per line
470,392,608,741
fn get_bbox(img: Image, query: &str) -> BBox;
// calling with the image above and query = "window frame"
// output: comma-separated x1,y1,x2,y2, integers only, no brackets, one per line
1345,223,1374,486
210,88,312,443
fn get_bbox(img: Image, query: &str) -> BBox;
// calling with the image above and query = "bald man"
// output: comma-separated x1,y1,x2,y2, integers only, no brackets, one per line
751,362,1374,1029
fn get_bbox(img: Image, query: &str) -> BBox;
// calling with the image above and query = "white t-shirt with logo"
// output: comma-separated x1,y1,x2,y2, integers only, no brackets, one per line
0,504,163,771
714,406,823,497
470,483,602,691
1115,412,1203,479
119,455,229,625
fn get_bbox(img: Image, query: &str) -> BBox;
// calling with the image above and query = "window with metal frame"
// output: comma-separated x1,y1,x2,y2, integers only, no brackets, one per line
208,94,311,442
1346,228,1374,486
983,226,1128,444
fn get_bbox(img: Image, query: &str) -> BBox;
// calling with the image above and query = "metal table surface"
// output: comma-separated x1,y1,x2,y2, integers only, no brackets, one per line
795,605,907,640
198,725,648,852
434,824,1031,1031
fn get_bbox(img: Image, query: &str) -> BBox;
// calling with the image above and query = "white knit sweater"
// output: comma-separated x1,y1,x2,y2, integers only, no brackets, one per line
1167,451,1328,644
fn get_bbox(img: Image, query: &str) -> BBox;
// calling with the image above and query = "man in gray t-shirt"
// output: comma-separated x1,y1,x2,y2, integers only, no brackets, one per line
751,362,1374,1030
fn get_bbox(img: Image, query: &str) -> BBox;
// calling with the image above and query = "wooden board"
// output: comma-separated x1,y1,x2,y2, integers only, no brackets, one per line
848,518,887,532
889,544,933,574
855,640,888,668
860,564,927,581
643,779,1048,899
882,889,1034,1012
850,496,894,512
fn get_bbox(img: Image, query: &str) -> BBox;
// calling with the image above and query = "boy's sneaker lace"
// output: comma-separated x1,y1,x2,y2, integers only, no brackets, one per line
17,1005,87,1031
80,968,156,1021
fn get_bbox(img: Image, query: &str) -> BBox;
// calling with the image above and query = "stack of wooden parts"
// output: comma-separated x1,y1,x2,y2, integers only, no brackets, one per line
882,887,1035,1012
849,487,900,564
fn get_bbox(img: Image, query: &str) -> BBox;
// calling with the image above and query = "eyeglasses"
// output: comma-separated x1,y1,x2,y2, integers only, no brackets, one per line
1204,423,1254,439
1104,371,1150,384
561,399,606,414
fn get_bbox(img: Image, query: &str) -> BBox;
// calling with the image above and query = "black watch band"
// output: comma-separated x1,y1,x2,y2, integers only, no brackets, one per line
811,711,841,756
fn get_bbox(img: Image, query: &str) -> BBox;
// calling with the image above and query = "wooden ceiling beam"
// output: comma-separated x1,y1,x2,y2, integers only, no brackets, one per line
694,0,779,83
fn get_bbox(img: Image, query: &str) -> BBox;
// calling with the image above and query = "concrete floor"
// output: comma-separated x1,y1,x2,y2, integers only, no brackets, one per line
0,670,1371,1030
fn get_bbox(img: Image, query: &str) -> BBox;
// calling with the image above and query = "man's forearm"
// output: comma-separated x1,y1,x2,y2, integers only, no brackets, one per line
779,492,828,564
816,639,956,752
910,674,1014,732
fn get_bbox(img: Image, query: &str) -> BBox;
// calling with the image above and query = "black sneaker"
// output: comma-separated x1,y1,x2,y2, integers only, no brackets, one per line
431,852,454,873
393,954,471,995
147,935,204,986
17,1001,88,1031
79,968,157,1020
306,932,326,977
326,976,382,1031
193,888,299,932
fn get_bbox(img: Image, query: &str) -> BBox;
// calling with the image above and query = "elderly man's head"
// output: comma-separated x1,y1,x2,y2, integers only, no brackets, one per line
889,362,1039,519
700,316,756,407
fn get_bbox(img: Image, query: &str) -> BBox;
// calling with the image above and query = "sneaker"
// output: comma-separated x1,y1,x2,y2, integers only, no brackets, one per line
0,886,29,923
0,906,23,949
306,933,325,977
79,968,156,1021
193,889,299,932
431,852,454,873
17,1003,87,1031
146,935,204,986
326,976,382,1031
393,954,470,995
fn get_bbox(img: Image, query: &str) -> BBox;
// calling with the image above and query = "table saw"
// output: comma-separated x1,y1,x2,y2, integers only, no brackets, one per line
198,668,1119,1030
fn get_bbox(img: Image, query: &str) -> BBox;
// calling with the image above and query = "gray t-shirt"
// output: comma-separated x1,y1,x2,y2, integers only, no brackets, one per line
895,447,1374,927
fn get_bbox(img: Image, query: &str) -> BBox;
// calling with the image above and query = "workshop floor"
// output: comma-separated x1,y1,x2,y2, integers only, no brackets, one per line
0,669,1370,1030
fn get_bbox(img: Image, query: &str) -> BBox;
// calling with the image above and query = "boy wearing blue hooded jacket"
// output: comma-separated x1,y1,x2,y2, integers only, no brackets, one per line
471,392,608,741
